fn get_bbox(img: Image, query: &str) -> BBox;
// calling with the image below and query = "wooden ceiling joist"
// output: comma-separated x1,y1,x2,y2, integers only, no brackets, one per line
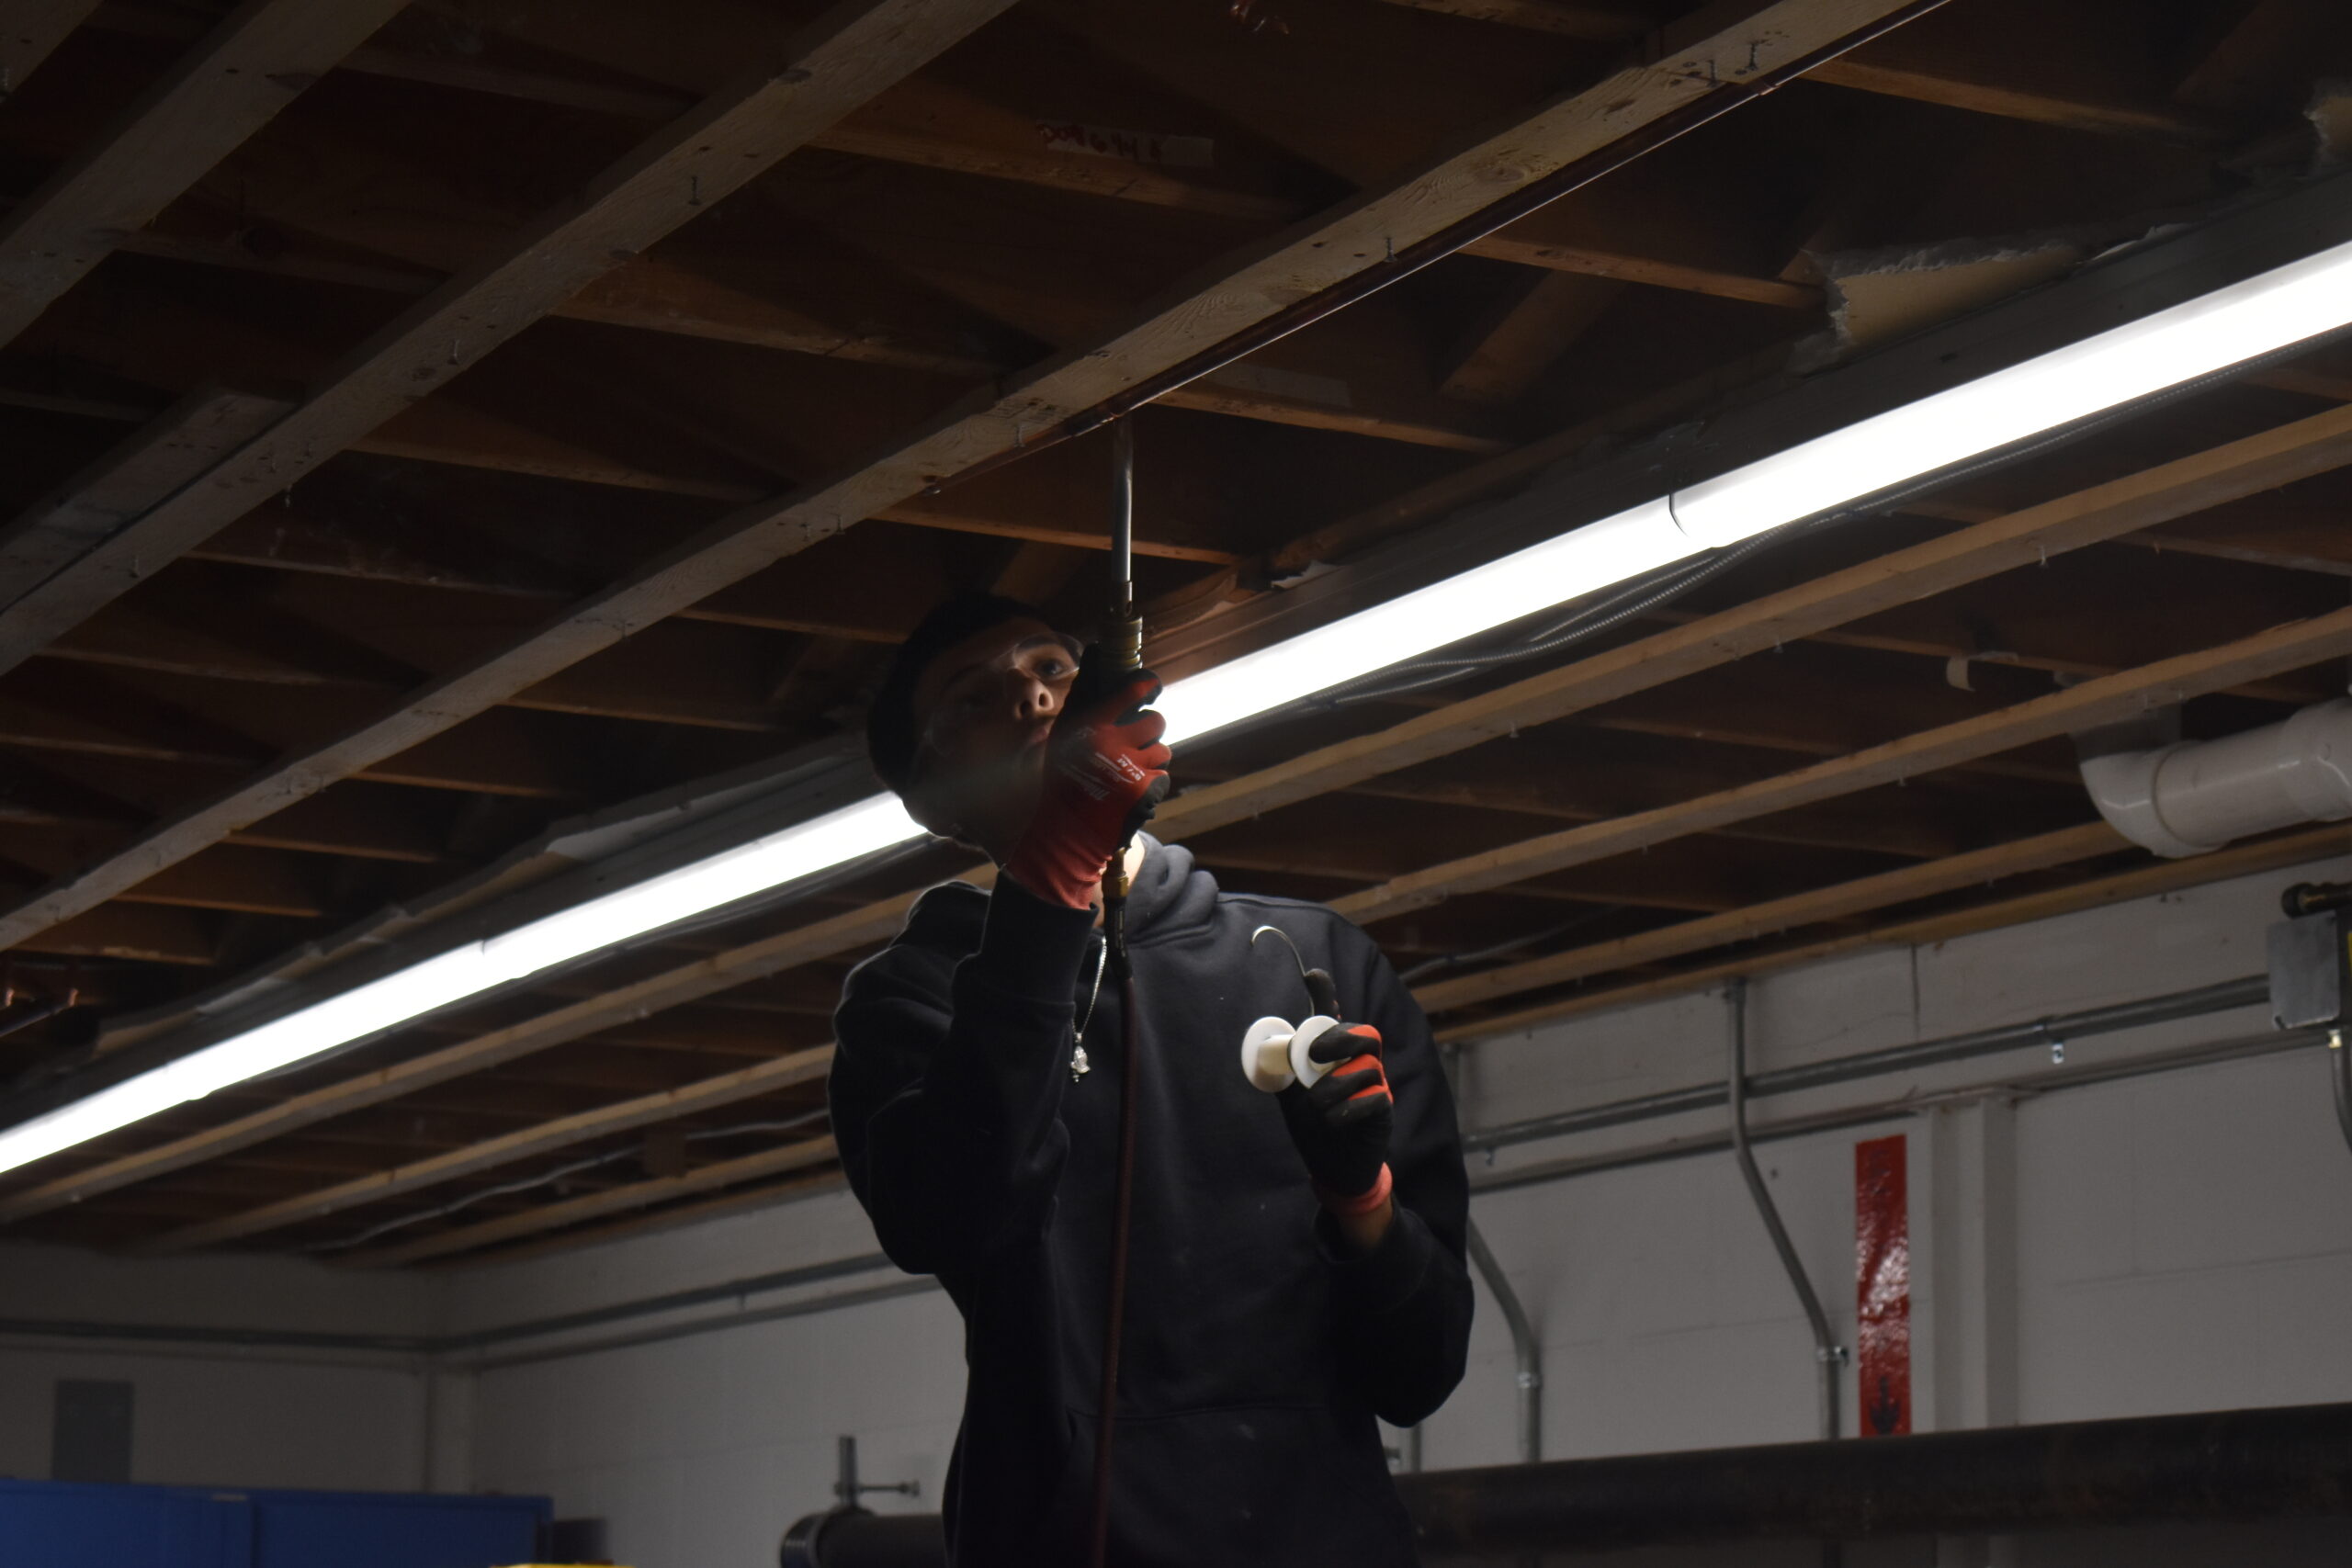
1412,819,2128,1014
340,1134,840,1269
0,0,1936,956
1153,400,2352,846
1331,601,2352,925
0,883,956,1224
447,1168,850,1270
18,367,2346,1231
0,0,1024,688
0,0,409,346
1436,273,1626,406
0,1,105,94
141,1043,835,1253
9,0,2345,1261
1383,0,2240,146
1442,822,2352,1041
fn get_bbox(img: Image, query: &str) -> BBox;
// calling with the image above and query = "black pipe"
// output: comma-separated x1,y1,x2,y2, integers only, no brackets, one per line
781,1508,944,1568
780,1401,2352,1564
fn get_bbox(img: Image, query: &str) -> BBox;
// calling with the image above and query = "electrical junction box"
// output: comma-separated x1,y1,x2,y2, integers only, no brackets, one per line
2267,910,2349,1030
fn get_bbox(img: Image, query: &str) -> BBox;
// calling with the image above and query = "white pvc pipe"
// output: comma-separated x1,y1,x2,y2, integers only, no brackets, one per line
2081,697,2352,858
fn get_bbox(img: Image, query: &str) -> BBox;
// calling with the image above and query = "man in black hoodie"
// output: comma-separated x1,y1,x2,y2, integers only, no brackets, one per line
829,592,1472,1566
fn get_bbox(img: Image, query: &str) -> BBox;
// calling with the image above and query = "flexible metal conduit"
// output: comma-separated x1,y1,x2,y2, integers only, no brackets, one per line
1462,1220,1540,1465
1725,979,1845,1443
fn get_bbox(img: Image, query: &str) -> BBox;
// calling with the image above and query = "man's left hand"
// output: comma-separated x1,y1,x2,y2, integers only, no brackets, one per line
1277,1022,1393,1216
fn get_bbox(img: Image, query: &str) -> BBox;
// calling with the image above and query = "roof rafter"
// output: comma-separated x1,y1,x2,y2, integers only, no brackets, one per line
0,0,1931,954
1335,604,2352,929
0,0,1027,682
1152,401,2352,839
340,1134,840,1268
17,370,2348,1231
0,0,410,345
0,1,106,99
1445,822,2350,1040
141,1043,835,1252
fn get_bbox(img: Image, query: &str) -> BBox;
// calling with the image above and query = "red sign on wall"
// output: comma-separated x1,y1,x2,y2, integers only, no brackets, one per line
1855,1134,1911,1436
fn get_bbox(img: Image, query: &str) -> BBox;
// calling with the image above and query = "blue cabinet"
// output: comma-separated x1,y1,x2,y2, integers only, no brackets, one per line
0,1480,548,1568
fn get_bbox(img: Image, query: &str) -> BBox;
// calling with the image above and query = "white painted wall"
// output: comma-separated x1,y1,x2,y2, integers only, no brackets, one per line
441,850,2352,1566
0,1241,440,1491
7,849,2352,1566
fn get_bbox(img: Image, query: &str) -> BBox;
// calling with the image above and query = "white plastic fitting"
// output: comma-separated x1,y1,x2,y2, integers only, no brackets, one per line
2081,696,2352,858
1238,1014,1342,1093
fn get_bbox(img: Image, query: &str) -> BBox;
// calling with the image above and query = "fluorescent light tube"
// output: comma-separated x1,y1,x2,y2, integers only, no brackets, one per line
11,228,2352,1179
1155,499,1692,746
0,795,920,1177
1670,233,2352,547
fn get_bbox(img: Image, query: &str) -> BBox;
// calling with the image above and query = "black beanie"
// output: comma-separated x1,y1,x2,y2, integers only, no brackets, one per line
865,592,1047,793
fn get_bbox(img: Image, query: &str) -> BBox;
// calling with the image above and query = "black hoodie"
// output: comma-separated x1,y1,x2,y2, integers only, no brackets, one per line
830,839,1472,1566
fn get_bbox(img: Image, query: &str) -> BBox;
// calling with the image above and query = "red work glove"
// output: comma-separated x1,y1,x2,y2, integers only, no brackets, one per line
1001,649,1171,909
1277,1022,1393,1213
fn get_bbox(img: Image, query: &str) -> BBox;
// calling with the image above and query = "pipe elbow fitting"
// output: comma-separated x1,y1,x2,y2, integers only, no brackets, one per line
2080,741,2211,858
2079,698,2352,859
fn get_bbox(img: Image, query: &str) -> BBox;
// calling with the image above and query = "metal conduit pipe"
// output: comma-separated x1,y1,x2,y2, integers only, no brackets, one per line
1462,1219,1540,1465
2333,1028,2352,1159
1462,976,2269,1156
781,1400,2352,1564
1726,978,1846,1443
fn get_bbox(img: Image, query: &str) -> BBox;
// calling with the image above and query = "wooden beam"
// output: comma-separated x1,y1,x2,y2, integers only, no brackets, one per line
1037,0,1816,308
0,887,946,1223
0,386,292,609
1440,823,2352,1040
1151,401,2352,845
141,1044,837,1252
390,0,1304,220
1410,821,2125,1013
1331,602,2352,925
0,0,1928,952
0,0,1023,682
1365,0,1645,39
1144,343,1808,638
1460,220,1821,309
13,902,212,964
0,830,326,918
14,377,2344,1213
433,1168,847,1269
1,1,103,95
1437,274,1625,406
342,1134,839,1268
1391,0,2236,145
2171,0,2352,116
0,0,408,346
1804,60,2232,147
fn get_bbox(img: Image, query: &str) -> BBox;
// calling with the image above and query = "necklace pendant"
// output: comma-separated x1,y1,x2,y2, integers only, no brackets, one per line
1070,1044,1091,1082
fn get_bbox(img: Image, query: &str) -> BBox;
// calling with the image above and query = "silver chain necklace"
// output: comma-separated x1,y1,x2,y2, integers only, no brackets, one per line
1071,935,1106,1081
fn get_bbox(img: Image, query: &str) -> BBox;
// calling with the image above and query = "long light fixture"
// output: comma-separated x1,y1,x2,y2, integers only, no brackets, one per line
7,230,2352,1179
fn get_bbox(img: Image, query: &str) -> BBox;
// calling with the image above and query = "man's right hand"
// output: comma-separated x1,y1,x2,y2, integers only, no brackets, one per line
1001,650,1170,909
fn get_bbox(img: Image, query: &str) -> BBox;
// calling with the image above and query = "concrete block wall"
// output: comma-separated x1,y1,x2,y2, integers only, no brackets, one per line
0,1242,440,1491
